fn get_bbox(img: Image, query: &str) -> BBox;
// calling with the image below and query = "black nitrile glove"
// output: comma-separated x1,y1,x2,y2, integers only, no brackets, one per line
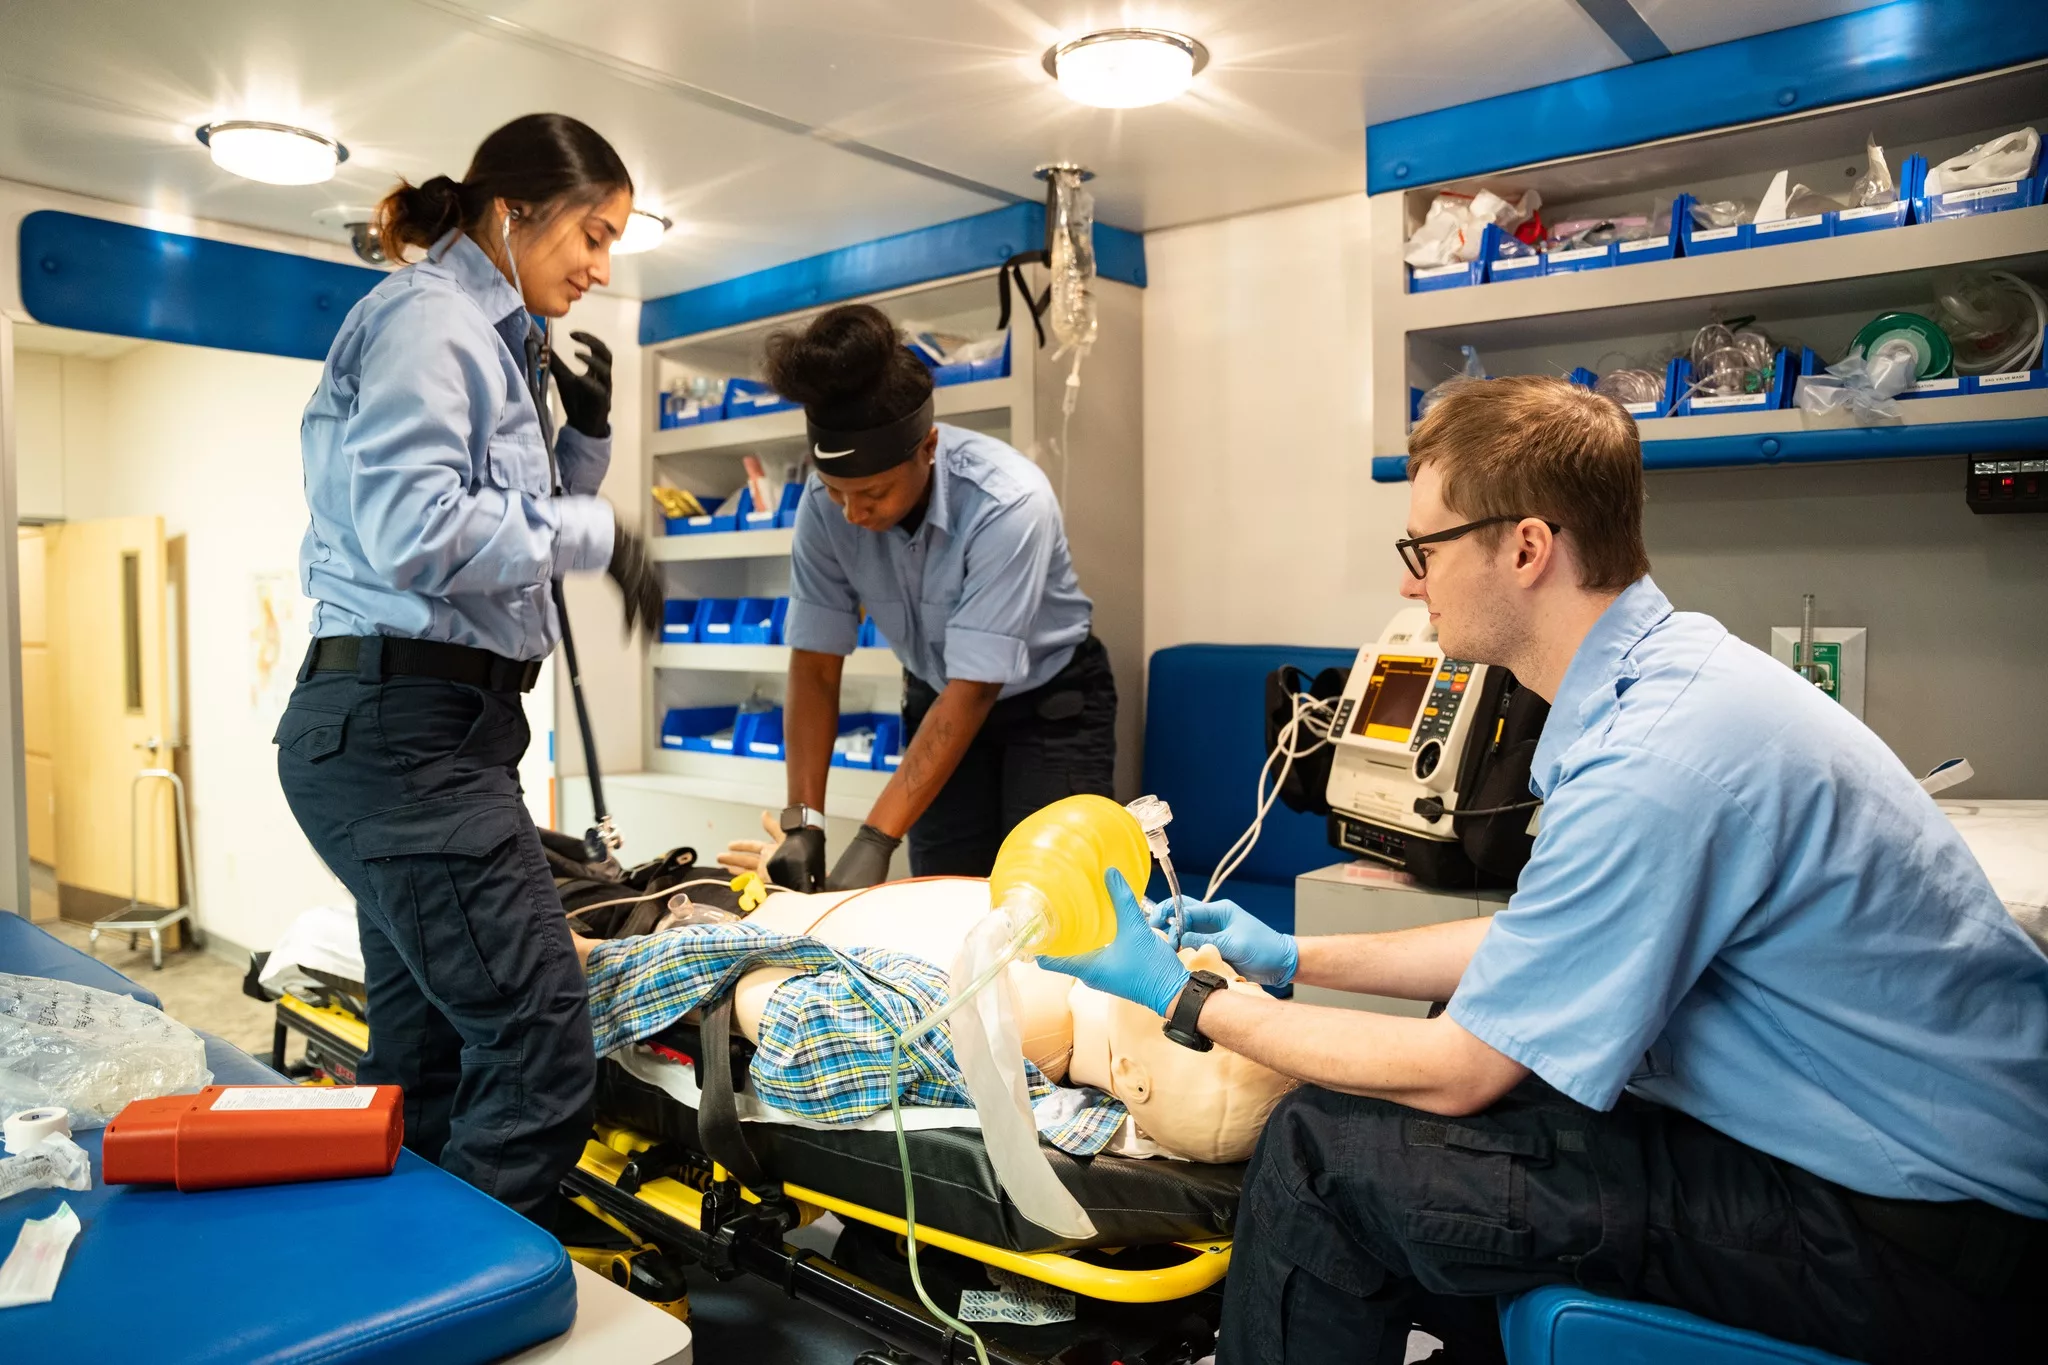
766,826,826,891
549,330,613,438
607,520,664,642
825,824,900,891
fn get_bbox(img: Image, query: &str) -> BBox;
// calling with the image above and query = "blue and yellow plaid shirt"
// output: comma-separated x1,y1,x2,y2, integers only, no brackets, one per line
586,923,1127,1156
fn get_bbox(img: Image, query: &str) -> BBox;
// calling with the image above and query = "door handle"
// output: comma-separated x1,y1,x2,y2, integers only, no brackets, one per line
133,737,164,753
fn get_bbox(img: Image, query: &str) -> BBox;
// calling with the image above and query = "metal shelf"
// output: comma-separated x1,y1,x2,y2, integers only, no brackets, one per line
653,643,902,677
1395,206,2048,349
1372,387,2048,481
651,529,795,562
649,376,1028,457
622,759,891,822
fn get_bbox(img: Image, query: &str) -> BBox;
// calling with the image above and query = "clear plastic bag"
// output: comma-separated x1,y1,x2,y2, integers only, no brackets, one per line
1923,127,2040,195
1851,136,1896,207
1594,368,1665,407
1689,198,1752,229
1795,348,1914,425
0,1133,91,1201
1417,346,1488,421
1404,189,1540,267
0,974,211,1128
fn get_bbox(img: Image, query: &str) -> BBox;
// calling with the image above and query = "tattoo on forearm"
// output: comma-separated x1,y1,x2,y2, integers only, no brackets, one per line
897,709,960,792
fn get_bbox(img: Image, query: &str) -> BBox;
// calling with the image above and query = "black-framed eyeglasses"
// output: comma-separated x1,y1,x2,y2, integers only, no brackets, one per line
1395,516,1561,579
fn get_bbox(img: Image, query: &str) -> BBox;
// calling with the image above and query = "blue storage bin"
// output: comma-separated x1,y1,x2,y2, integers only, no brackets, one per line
731,597,781,644
692,597,741,643
857,615,890,650
1407,258,1483,292
737,707,786,761
1675,347,1797,416
723,377,797,419
1592,355,1683,420
968,333,1012,382
916,332,1013,387
1916,151,2040,222
1832,156,1924,235
1678,194,1750,256
661,599,700,644
1482,222,1543,284
662,705,740,753
773,479,805,529
659,392,727,430
1611,199,1681,265
1543,242,1613,275
1564,367,1598,389
830,712,902,770
1972,366,2048,394
736,485,778,533
664,494,728,537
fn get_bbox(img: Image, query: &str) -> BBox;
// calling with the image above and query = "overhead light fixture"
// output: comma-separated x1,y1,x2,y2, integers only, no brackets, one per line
613,208,673,255
1042,29,1207,109
196,121,348,186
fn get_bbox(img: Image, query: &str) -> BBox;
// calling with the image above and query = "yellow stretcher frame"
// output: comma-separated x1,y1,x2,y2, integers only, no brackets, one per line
578,1125,1233,1305
278,992,372,1053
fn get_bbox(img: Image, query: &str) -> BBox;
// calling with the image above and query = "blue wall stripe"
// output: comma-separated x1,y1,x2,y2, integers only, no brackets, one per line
19,211,382,361
1570,0,1670,63
1371,416,2048,482
1366,0,2048,193
639,202,1146,345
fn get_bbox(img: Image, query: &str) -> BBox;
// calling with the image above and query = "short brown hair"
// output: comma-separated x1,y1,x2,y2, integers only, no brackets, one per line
1407,375,1649,591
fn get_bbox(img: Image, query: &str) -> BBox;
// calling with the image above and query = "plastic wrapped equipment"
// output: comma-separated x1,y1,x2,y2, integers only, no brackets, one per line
1418,346,1488,420
1931,270,2048,375
1922,127,2040,196
1851,136,1897,208
1404,189,1541,267
0,973,211,1128
1594,369,1665,408
1689,324,1775,397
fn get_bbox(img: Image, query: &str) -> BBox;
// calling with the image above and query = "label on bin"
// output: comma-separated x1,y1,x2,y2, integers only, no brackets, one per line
1688,393,1767,410
1691,226,1738,241
1754,214,1824,234
1548,246,1607,264
1622,401,1660,415
1978,371,2035,387
213,1086,378,1111
1939,182,2019,205
1412,262,1469,279
1904,378,1962,394
1836,204,1895,221
1618,238,1664,253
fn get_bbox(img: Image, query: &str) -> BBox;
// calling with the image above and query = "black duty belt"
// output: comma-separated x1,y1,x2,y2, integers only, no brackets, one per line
309,636,543,694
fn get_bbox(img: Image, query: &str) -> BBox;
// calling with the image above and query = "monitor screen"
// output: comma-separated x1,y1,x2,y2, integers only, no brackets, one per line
1351,654,1435,744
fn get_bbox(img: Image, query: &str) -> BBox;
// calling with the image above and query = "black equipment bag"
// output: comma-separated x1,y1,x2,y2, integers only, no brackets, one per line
546,834,749,939
1266,664,1351,817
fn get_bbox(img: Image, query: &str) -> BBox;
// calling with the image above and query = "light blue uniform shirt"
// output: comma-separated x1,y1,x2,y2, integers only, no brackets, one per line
784,424,1091,696
1449,578,2048,1217
299,231,614,662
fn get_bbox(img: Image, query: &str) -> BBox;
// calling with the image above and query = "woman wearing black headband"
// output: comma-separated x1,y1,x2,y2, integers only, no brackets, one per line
760,304,1116,891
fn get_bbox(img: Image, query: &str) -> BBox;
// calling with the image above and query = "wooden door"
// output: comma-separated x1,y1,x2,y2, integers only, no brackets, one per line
49,516,176,910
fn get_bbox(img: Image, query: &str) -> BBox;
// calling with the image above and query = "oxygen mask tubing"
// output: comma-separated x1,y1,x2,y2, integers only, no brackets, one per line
885,793,1175,1365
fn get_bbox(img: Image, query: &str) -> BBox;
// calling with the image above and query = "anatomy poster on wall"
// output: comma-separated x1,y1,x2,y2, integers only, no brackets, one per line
251,570,306,713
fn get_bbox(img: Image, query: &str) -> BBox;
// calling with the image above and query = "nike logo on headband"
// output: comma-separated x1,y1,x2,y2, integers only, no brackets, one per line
814,445,855,460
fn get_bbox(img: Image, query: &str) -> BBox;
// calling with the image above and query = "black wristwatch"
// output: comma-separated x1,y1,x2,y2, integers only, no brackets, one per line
779,804,826,835
1163,970,1228,1052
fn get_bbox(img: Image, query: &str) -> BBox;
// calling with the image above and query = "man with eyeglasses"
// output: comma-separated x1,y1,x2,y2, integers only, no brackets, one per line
1038,375,2047,1364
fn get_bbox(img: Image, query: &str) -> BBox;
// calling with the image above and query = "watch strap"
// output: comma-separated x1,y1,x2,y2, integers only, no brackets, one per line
1164,970,1227,1051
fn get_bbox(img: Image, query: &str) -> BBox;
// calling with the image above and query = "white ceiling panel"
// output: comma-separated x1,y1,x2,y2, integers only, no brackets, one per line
1635,0,1892,56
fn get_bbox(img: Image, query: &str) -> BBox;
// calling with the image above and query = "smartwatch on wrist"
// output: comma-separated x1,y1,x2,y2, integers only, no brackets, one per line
1163,970,1228,1052
779,804,826,835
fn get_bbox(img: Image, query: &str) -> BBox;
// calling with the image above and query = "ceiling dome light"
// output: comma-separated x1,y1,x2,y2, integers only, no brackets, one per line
613,209,672,255
1043,29,1207,109
196,121,348,186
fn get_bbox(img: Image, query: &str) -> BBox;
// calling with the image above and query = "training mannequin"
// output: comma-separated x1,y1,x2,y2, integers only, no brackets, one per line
627,876,1295,1163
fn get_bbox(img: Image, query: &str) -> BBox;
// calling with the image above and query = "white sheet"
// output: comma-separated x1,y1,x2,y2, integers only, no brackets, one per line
1942,800,2048,953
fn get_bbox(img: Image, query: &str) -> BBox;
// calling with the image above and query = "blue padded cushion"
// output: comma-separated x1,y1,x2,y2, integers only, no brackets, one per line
1142,644,1356,933
0,909,163,1008
1,913,578,1365
1500,1287,1859,1365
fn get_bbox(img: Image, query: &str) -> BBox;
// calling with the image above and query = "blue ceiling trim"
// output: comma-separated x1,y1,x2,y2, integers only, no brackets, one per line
1371,414,2048,482
1571,0,1670,63
18,211,382,361
1366,0,2048,193
639,203,1146,346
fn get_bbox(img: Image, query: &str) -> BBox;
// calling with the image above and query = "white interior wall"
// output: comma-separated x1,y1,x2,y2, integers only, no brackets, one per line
1142,193,1410,661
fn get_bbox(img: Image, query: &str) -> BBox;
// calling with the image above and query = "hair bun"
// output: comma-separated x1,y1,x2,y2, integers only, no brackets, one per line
764,304,903,408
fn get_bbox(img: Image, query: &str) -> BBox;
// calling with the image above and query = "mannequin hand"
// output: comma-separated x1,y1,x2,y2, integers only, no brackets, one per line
1156,898,1299,985
717,810,785,875
1038,869,1191,1018
826,824,899,890
549,331,613,438
765,826,825,891
606,519,664,642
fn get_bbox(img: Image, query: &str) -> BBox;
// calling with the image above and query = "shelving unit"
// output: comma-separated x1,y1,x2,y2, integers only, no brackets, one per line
1369,59,2048,482
625,262,1144,853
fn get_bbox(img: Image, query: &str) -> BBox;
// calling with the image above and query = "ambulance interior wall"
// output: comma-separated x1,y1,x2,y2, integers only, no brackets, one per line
1140,192,2048,798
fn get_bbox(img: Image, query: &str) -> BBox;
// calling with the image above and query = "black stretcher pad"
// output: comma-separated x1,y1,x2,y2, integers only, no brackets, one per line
597,1058,1245,1253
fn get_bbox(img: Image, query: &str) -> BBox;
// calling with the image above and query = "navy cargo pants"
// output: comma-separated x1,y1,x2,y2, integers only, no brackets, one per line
1219,1079,2035,1365
274,643,593,1225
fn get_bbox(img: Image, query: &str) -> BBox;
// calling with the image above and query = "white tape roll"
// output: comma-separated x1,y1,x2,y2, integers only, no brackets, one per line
4,1106,72,1155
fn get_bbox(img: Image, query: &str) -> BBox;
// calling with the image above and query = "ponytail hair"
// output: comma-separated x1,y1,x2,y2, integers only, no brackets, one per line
374,112,632,257
764,304,934,431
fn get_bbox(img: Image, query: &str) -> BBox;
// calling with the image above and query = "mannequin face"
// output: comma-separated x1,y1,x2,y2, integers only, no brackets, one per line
489,187,631,317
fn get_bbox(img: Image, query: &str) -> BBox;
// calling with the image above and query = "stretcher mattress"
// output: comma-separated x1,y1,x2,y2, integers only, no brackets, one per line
597,1053,1245,1254
2,914,578,1365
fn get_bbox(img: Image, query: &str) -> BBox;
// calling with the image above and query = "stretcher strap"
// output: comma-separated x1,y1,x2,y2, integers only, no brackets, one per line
699,995,773,1193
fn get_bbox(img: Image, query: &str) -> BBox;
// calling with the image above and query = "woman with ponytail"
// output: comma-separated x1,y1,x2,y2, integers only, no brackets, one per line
278,112,660,1225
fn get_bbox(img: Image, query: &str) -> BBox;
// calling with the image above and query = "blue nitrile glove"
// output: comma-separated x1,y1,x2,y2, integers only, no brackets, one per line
1148,897,1299,985
1038,868,1191,1018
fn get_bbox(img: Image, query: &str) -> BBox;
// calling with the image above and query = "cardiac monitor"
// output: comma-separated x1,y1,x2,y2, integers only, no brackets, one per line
1324,607,1536,885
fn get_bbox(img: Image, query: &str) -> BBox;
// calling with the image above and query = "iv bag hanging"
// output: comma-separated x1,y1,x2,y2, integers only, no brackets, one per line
1042,163,1098,362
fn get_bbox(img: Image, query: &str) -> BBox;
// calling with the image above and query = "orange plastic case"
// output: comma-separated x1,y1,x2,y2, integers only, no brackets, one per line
102,1085,403,1191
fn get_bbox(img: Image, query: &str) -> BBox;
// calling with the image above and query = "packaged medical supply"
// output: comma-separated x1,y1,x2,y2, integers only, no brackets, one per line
1932,270,2047,376
0,1107,91,1202
1689,324,1777,397
0,973,211,1127
1850,135,1897,208
1922,127,2040,195
0,1200,79,1309
1795,348,1915,424
1850,312,1954,381
1595,368,1666,410
1404,188,1540,267
651,485,707,520
1418,346,1489,420
102,1084,403,1191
